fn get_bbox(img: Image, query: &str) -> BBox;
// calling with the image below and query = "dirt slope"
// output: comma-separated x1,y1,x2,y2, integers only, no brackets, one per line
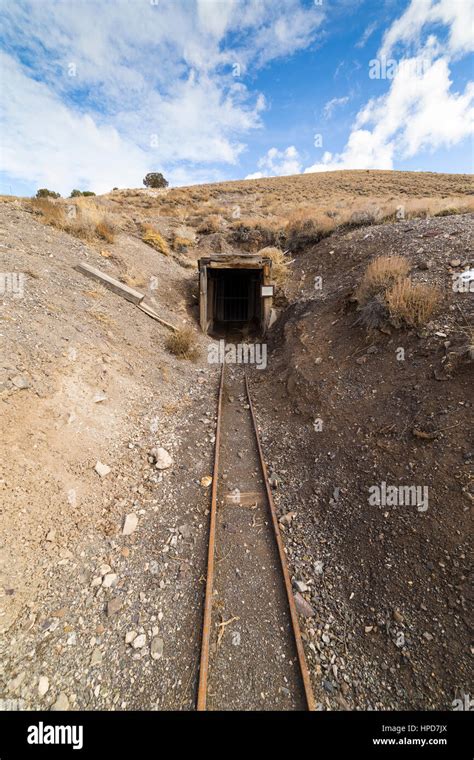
0,171,472,711
250,212,473,709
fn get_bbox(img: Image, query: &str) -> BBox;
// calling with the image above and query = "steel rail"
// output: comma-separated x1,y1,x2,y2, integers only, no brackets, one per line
196,361,225,711
244,371,316,711
196,362,315,711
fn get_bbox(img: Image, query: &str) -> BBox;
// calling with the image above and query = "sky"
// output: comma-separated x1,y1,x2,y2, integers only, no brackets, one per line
0,0,473,196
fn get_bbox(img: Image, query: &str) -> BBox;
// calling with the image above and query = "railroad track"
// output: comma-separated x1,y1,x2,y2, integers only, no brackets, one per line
197,360,315,711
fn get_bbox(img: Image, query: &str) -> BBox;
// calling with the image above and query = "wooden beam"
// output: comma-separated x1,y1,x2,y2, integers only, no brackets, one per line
76,263,144,305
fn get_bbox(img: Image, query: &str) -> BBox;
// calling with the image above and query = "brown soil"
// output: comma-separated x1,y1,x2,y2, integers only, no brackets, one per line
0,172,472,712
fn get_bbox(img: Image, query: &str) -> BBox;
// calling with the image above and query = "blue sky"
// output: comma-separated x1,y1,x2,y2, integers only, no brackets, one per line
0,0,472,196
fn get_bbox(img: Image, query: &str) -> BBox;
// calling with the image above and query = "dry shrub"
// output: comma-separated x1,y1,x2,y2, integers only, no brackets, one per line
228,219,279,251
172,235,194,253
355,256,410,305
95,218,116,243
197,214,222,234
285,213,333,251
142,224,169,255
165,327,199,360
31,198,65,228
258,246,288,286
385,279,441,327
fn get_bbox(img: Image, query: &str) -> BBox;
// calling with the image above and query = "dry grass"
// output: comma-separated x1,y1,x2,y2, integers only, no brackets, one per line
386,279,442,327
172,234,194,253
196,214,222,234
95,218,116,243
165,327,199,360
31,197,120,244
258,246,289,286
142,224,169,255
120,272,146,288
355,256,410,305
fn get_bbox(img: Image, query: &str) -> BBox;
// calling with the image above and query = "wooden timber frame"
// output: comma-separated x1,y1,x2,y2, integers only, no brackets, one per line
198,254,273,335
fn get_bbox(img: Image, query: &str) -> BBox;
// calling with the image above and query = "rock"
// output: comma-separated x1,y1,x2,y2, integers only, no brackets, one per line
102,573,118,588
313,561,324,575
93,392,107,403
279,511,296,526
423,631,434,641
200,475,212,488
8,672,26,692
449,258,461,267
178,524,193,539
125,631,137,645
152,447,173,470
268,472,280,489
364,625,373,633
323,680,335,694
51,692,69,711
46,529,56,542
418,260,433,270
11,375,30,389
122,513,138,535
150,637,164,660
38,676,49,697
90,648,102,666
294,580,309,593
322,633,330,644
95,461,111,477
106,598,122,617
393,609,404,624
132,633,146,649
294,592,315,618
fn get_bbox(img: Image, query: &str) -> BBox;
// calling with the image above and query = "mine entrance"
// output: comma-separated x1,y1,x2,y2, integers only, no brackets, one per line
198,255,273,337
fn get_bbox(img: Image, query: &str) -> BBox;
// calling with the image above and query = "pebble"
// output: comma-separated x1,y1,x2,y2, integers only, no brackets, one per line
107,598,122,617
51,692,70,711
152,447,173,470
95,461,111,477
200,475,212,487
102,573,118,588
122,513,138,535
11,375,30,389
132,634,146,649
90,648,102,666
150,637,164,660
38,676,49,697
294,580,309,593
294,592,315,618
125,631,137,644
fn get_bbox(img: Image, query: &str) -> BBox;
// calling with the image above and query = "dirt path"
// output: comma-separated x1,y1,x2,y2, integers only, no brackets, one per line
206,366,306,711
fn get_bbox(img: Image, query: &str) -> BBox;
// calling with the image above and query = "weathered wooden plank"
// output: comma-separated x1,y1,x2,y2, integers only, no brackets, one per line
75,262,145,305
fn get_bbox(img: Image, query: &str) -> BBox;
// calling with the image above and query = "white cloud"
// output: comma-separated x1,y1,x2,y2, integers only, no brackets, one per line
249,145,303,178
306,1,473,174
0,0,324,192
323,96,349,119
380,0,474,58
355,21,378,49
0,53,149,195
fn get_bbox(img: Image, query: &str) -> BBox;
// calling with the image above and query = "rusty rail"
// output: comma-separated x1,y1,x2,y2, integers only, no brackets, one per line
196,362,225,711
245,371,316,712
196,362,315,711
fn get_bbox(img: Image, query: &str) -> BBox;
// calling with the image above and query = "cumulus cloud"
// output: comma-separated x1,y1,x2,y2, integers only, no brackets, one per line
246,145,302,179
0,0,324,191
305,0,473,174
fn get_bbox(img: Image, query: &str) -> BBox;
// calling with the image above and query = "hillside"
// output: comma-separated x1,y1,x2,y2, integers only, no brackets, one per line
0,170,472,711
